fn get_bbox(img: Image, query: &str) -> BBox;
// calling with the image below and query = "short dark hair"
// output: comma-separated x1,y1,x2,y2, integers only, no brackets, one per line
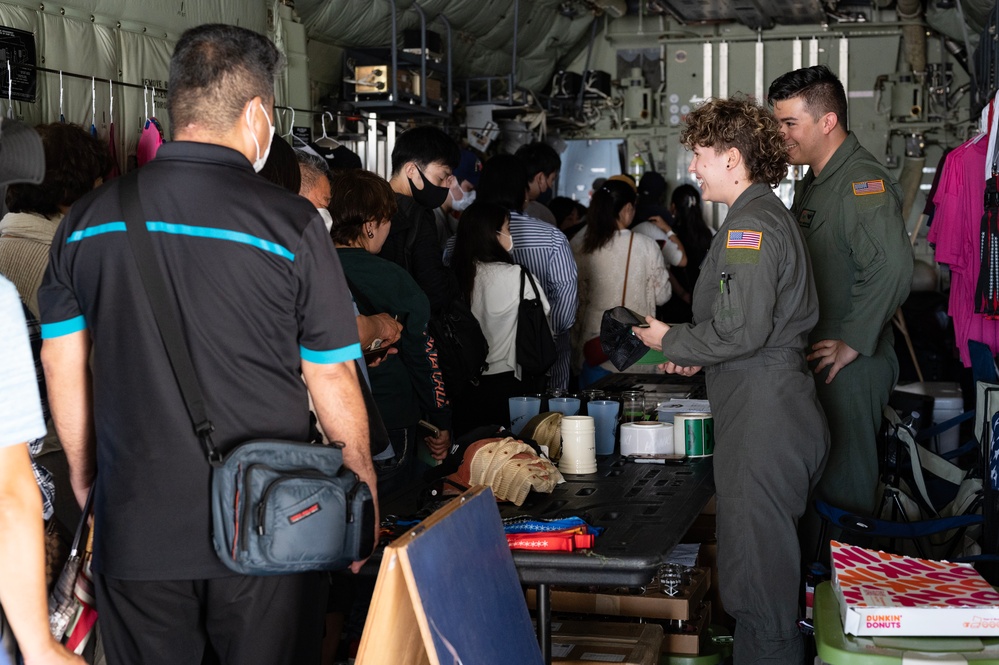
767,65,848,131
476,154,528,213
390,126,460,175
167,24,282,135
7,122,110,218
450,200,514,303
258,136,300,193
327,169,398,245
581,179,636,254
515,142,561,178
680,96,788,188
546,196,578,226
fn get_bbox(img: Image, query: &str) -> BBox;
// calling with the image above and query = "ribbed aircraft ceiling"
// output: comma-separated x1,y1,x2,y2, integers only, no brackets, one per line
295,0,992,97
294,0,598,94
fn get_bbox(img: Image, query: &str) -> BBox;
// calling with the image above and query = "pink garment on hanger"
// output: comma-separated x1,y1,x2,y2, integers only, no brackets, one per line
928,137,999,366
136,117,163,166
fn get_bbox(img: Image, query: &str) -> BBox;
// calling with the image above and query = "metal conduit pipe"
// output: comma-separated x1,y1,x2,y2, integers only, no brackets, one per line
896,0,927,77
899,133,926,223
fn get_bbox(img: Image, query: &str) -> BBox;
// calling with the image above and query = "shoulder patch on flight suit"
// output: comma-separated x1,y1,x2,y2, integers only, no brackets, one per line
726,230,762,264
799,209,815,228
852,179,889,212
852,180,885,196
726,230,762,250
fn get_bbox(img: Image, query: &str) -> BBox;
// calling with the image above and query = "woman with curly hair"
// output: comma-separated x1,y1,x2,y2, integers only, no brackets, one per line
634,97,829,665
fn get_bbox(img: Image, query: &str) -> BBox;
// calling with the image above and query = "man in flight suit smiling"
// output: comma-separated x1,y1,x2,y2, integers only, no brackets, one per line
768,65,913,545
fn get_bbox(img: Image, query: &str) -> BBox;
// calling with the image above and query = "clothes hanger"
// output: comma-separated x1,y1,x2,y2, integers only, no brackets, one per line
6,62,13,120
59,70,65,122
315,111,340,149
90,76,97,136
107,78,120,178
283,108,310,148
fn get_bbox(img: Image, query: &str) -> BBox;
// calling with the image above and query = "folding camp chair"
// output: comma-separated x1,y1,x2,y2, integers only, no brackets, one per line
815,398,985,563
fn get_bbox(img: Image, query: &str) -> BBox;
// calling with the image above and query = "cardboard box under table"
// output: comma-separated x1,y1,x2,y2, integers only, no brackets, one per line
526,567,709,621
815,582,999,665
550,620,664,665
527,573,712,655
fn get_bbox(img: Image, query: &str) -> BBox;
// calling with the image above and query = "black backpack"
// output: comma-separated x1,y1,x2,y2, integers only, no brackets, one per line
402,213,489,388
428,298,489,388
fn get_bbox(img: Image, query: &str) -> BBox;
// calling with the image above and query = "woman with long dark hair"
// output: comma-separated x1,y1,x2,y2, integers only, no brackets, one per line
570,178,671,387
450,200,550,431
658,183,715,322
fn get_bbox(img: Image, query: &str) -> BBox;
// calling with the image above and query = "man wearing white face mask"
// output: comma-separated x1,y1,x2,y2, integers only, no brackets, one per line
38,24,374,665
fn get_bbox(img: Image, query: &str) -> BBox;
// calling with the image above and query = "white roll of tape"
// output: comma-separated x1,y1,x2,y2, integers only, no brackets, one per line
620,421,674,457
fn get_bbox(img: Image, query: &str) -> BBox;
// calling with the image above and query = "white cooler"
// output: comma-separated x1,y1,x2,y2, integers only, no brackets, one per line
893,381,964,454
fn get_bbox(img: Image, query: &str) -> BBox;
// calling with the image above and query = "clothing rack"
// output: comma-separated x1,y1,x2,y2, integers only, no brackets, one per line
3,61,358,119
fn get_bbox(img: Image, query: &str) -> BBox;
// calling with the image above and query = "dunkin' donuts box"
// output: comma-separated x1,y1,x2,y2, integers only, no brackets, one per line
831,541,999,636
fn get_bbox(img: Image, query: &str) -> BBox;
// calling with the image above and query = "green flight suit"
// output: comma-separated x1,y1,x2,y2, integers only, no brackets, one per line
791,133,913,522
662,184,829,665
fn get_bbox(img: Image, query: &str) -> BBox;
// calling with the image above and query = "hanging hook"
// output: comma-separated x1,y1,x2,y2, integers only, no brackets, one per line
7,61,13,120
90,76,97,135
320,111,332,141
59,70,65,122
315,111,340,149
143,84,149,121
108,78,114,122
282,106,295,139
151,86,156,118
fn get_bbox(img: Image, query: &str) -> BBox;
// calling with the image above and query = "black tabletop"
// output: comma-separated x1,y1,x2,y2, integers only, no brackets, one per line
499,456,714,587
379,455,714,588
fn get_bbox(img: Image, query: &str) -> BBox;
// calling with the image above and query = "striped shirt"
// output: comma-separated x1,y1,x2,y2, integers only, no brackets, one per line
445,211,578,390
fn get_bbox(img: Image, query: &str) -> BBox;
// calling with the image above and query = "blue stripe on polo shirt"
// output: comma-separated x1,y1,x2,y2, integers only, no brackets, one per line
67,222,126,242
145,222,295,261
300,343,362,365
67,221,295,261
41,315,86,339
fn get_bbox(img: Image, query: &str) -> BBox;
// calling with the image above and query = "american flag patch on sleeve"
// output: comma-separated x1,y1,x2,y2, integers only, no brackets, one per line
852,179,885,196
726,230,763,250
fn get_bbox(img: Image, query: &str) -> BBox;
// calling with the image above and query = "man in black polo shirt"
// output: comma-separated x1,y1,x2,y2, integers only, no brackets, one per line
38,25,375,664
380,126,460,314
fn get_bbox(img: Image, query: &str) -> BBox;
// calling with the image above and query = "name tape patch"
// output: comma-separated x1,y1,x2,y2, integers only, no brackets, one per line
726,230,763,250
288,503,321,525
852,179,885,196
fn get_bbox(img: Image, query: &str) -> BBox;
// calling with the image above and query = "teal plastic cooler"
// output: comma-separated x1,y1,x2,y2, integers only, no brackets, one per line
814,582,999,664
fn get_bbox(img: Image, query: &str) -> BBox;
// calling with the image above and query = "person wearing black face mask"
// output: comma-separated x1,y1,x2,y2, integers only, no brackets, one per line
379,126,461,315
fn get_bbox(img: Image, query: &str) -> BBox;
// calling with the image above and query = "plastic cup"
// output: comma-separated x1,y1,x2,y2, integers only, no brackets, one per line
587,399,620,456
559,416,597,474
509,396,542,435
548,397,581,416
